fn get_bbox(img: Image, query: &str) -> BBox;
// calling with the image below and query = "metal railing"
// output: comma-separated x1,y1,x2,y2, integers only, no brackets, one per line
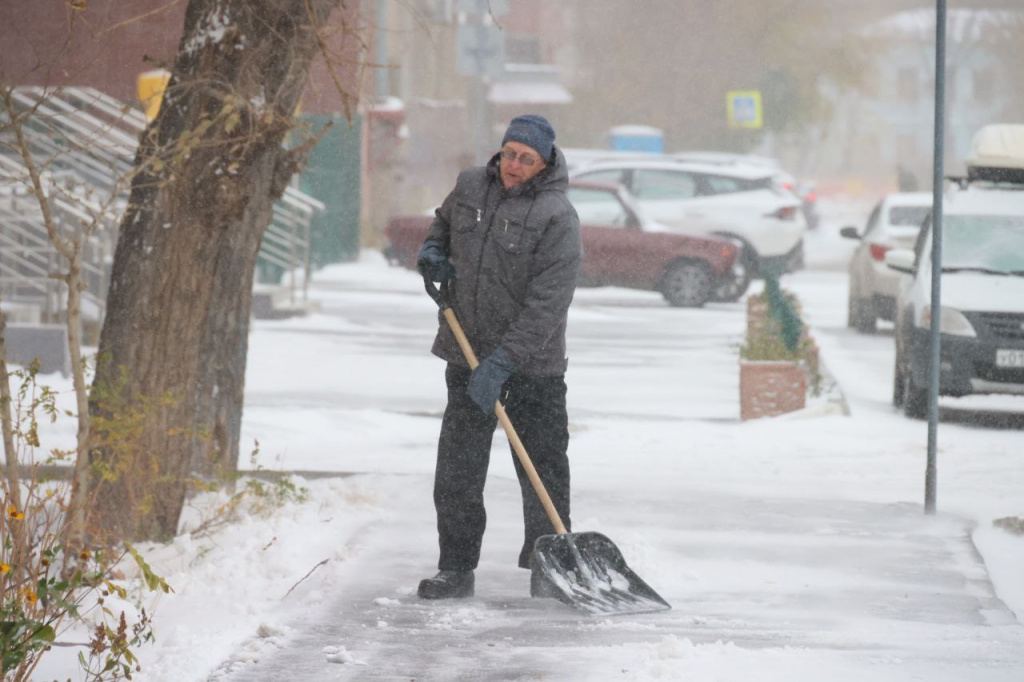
1,86,323,325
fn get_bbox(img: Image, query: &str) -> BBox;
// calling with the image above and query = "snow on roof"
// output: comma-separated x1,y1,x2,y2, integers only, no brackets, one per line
967,124,1024,171
948,183,1024,215
673,151,782,169
368,96,405,113
571,158,778,180
488,81,572,105
609,125,663,137
883,192,936,207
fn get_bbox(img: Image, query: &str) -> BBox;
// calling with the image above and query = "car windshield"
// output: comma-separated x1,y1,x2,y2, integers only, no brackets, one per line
942,215,1024,274
889,206,930,227
632,170,698,200
568,187,631,228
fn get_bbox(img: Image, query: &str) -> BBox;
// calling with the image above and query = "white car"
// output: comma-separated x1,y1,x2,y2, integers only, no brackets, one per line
887,125,1024,418
841,192,933,333
569,159,806,301
672,151,822,229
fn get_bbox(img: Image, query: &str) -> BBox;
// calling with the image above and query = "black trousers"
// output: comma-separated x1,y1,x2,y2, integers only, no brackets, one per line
434,363,571,572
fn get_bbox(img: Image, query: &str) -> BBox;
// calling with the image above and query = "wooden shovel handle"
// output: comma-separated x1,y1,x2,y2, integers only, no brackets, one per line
442,307,568,535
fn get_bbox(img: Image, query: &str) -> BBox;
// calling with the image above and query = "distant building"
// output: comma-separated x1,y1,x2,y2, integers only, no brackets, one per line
809,7,1022,195
0,0,365,278
0,0,359,114
379,0,574,214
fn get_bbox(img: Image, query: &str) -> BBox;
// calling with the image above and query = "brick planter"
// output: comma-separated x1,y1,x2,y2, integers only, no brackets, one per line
739,361,806,420
746,296,770,340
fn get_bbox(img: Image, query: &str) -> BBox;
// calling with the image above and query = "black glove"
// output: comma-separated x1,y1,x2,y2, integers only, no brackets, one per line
467,347,517,414
416,239,456,286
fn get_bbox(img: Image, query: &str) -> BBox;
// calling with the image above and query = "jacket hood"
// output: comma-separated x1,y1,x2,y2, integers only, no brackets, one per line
487,145,570,197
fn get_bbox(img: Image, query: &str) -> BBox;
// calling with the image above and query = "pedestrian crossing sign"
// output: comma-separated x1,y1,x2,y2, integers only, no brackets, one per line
727,91,762,129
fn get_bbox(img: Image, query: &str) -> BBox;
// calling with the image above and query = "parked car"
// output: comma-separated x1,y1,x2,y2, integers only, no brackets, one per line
672,151,821,229
568,158,805,302
841,192,933,333
383,182,740,308
887,125,1024,418
561,147,661,173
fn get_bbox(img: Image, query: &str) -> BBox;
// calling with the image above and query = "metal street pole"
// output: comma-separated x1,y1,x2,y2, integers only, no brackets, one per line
925,0,947,515
474,0,488,165
375,0,388,101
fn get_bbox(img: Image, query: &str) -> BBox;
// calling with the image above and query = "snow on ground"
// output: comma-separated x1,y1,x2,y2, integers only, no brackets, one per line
24,199,1024,680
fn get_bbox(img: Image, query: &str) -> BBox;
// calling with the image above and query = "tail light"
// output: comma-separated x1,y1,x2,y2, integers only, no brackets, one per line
765,206,798,221
869,243,891,261
804,190,817,203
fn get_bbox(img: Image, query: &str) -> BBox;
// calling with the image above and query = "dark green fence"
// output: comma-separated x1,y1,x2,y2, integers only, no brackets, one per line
298,113,362,266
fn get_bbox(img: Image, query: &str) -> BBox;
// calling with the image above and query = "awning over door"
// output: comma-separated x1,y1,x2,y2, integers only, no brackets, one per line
488,64,572,105
488,80,572,104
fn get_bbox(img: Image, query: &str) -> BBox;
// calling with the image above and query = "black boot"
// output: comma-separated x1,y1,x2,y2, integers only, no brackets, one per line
417,570,475,599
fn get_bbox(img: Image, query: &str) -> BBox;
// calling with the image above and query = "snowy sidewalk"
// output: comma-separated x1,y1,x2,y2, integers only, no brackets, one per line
209,470,1021,681
199,259,1024,681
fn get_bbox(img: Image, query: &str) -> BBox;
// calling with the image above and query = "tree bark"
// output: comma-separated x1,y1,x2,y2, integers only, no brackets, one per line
86,0,343,542
0,304,28,568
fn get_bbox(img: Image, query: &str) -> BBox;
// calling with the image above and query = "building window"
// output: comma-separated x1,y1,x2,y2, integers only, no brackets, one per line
898,68,918,101
973,69,994,102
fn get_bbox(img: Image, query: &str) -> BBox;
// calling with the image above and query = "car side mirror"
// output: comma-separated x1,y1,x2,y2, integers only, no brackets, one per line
885,248,916,274
839,226,861,240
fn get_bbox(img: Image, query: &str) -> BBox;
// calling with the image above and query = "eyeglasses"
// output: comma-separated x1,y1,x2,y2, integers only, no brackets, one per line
500,148,541,167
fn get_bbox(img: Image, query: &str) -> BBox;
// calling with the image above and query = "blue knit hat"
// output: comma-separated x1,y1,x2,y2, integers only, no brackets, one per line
501,114,555,162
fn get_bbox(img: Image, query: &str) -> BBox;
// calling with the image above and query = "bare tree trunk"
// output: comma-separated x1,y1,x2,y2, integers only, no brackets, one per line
190,211,261,481
0,305,27,566
87,0,344,542
64,249,93,546
0,308,18,494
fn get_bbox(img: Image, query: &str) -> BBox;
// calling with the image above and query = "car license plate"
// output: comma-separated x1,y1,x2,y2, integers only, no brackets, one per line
996,349,1024,368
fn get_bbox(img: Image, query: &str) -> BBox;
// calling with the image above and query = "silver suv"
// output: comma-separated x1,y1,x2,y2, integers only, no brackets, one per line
887,125,1024,418
569,159,805,301
841,192,933,333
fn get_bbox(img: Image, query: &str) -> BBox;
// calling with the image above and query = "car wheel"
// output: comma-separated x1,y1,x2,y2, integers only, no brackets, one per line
847,285,877,334
853,298,877,334
710,245,753,302
846,287,856,328
903,369,928,419
661,261,713,308
892,353,905,407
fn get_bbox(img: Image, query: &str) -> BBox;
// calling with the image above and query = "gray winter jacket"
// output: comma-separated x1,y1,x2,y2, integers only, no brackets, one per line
426,146,582,375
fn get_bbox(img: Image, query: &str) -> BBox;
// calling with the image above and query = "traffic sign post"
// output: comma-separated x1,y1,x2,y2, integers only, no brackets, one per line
925,0,947,515
457,0,506,164
727,90,763,129
455,24,504,78
458,0,508,15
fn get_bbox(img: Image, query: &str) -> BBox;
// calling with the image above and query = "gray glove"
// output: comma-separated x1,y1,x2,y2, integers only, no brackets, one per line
417,239,456,286
467,347,517,414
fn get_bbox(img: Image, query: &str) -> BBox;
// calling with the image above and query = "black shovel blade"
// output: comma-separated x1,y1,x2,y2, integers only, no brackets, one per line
532,532,671,616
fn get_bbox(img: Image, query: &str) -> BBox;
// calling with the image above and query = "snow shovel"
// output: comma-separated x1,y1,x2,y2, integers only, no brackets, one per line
424,277,671,616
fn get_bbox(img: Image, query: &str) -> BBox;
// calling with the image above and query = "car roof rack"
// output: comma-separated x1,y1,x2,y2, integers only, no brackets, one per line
964,124,1024,185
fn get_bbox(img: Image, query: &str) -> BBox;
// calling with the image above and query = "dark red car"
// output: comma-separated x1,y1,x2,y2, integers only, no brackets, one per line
384,182,739,308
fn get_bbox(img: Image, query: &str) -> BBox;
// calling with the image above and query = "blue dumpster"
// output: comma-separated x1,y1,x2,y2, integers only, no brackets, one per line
608,125,664,153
